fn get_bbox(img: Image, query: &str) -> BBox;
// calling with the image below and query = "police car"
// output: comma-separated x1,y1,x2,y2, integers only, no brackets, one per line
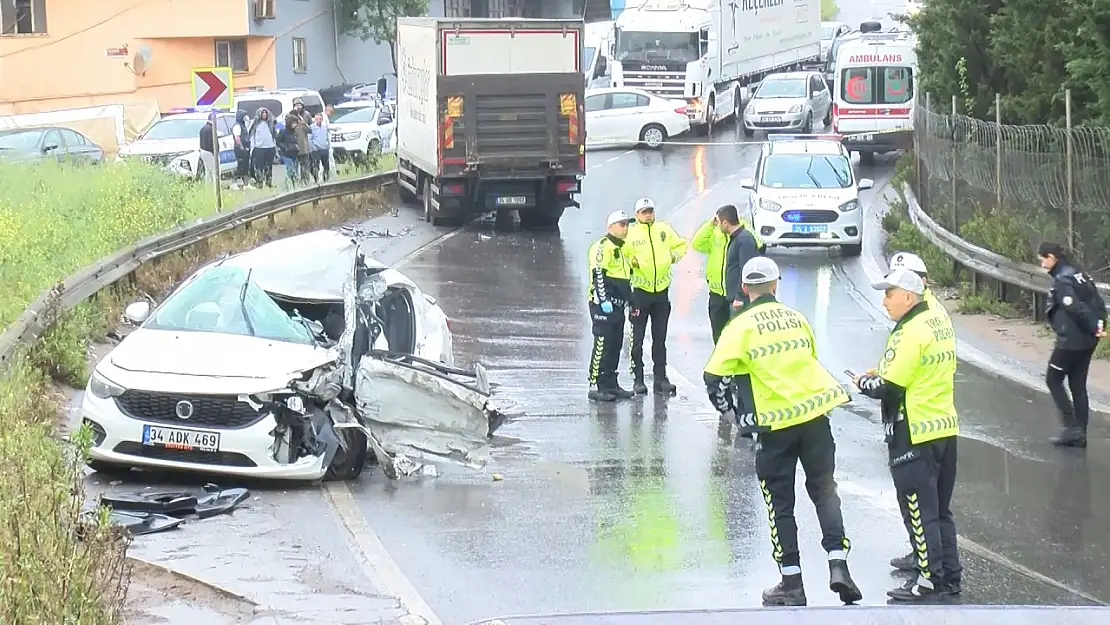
740,135,874,256
117,110,237,179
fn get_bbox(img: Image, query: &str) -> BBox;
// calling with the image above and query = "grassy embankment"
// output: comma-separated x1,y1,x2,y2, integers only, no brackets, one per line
0,153,394,623
820,0,839,21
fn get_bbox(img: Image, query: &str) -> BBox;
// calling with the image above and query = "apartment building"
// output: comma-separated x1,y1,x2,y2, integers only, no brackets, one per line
0,0,588,115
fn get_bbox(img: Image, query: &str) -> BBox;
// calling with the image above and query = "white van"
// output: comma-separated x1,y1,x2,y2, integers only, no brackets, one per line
832,28,916,164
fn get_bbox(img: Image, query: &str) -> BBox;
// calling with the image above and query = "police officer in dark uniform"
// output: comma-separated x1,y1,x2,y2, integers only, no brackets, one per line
587,210,635,402
1038,242,1108,447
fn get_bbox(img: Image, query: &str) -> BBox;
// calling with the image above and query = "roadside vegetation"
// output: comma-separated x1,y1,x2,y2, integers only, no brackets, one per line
0,152,394,622
819,0,838,21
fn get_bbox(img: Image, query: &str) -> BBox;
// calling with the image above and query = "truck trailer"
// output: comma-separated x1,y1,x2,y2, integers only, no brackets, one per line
395,18,587,230
611,0,822,136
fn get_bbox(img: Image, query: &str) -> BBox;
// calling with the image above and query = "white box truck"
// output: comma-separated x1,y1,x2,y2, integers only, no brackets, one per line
610,0,822,135
395,18,587,230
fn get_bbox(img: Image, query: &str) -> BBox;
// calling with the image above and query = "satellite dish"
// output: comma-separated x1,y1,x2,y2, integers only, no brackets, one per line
132,45,153,75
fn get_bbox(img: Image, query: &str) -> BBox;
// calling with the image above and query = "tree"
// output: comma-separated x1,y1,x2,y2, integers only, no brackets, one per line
909,0,1001,118
338,0,428,73
1059,0,1110,125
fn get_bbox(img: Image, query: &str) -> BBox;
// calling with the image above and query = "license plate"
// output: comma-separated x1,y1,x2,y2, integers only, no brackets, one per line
142,425,220,452
792,224,828,233
761,116,782,122
496,196,527,205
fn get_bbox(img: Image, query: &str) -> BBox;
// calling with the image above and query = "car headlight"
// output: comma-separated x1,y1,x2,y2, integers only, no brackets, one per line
338,131,362,141
838,199,860,212
88,371,125,399
789,104,803,113
745,105,755,115
758,198,782,212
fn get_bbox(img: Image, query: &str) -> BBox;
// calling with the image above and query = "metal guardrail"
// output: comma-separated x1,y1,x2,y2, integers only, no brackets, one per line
0,171,396,367
901,182,1110,304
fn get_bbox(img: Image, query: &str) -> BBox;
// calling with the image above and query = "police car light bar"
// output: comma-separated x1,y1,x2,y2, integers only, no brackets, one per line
767,133,844,142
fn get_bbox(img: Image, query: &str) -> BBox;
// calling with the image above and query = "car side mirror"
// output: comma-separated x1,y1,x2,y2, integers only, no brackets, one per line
740,177,755,191
858,178,874,190
124,301,151,325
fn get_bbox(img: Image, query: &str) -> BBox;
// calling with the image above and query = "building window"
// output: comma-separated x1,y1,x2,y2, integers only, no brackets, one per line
445,0,470,17
215,38,249,72
292,37,307,73
1,0,48,35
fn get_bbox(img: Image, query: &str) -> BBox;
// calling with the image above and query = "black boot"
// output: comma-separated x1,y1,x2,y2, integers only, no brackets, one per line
608,384,634,400
654,377,677,395
1050,426,1087,447
588,388,616,402
889,552,917,571
762,573,806,607
939,574,962,596
632,377,648,395
886,576,942,602
828,560,862,604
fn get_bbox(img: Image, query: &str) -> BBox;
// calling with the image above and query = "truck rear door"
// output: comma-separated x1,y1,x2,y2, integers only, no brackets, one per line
438,23,585,177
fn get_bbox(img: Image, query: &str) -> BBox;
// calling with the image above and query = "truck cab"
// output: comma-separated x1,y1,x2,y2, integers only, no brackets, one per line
584,21,615,88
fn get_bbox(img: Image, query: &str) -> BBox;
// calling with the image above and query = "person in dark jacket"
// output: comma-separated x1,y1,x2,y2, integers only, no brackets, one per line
197,115,217,185
276,114,301,190
717,204,761,316
292,111,312,184
1039,242,1108,447
248,107,277,187
232,110,252,184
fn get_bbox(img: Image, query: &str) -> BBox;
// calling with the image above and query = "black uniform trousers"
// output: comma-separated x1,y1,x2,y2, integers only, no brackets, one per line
755,415,850,570
889,423,961,583
588,303,624,390
1046,346,1096,429
708,291,731,344
629,287,671,379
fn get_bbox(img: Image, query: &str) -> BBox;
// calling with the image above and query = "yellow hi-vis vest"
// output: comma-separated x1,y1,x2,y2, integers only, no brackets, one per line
877,301,959,444
627,220,688,293
704,297,848,431
692,219,764,296
587,235,630,303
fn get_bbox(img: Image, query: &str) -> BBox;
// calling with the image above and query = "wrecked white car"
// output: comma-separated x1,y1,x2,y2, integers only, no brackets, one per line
80,230,507,481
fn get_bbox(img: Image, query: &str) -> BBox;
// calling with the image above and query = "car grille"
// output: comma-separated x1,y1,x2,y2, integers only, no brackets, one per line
112,442,257,467
114,391,266,429
783,210,840,223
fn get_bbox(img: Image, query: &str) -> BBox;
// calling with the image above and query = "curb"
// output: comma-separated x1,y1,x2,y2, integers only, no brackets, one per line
126,554,257,607
858,182,1110,415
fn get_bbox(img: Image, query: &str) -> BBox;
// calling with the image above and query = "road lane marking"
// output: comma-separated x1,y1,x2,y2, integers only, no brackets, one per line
324,482,443,625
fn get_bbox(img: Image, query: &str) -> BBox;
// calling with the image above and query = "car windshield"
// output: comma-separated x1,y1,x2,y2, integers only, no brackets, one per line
616,30,698,63
0,130,41,152
331,106,378,123
238,98,283,118
144,264,315,344
756,79,808,98
761,154,853,189
142,118,206,140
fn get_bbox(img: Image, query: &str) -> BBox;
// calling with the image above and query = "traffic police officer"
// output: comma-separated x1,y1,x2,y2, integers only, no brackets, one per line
587,210,636,402
626,197,688,395
692,206,764,343
1038,241,1107,447
853,268,962,600
886,251,951,575
704,256,862,607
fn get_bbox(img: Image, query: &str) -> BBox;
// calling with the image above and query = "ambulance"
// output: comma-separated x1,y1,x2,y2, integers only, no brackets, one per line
831,21,916,165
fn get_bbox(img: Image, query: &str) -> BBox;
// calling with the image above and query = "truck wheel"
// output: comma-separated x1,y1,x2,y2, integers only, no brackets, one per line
422,179,434,223
520,206,564,230
398,172,417,203
859,151,876,166
733,88,744,125
640,124,667,149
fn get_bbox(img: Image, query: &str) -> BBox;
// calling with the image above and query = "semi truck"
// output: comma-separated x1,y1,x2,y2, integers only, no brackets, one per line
610,0,823,136
395,18,587,230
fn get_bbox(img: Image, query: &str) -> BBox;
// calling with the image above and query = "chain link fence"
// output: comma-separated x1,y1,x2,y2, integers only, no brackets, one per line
913,93,1110,277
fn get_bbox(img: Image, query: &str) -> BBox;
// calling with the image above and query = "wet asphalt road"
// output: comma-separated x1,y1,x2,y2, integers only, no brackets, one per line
344,112,1110,621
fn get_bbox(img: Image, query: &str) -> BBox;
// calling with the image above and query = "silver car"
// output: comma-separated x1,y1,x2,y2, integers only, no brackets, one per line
742,72,832,137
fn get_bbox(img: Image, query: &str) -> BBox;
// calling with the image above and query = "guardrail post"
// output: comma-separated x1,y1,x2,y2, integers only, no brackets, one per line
951,95,959,278
1065,88,1074,252
995,93,1002,211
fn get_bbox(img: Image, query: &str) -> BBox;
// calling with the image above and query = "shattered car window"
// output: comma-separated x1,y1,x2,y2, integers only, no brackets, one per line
145,265,315,344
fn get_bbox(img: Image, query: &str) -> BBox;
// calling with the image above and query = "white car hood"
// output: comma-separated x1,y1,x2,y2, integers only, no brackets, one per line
109,328,334,379
760,187,857,208
749,97,807,114
331,122,378,136
121,138,196,156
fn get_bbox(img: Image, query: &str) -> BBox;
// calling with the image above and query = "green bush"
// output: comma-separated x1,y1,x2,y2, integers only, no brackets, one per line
820,0,839,20
886,220,959,287
958,208,1032,263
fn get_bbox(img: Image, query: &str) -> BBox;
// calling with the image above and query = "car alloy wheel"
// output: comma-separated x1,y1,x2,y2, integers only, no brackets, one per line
642,126,665,148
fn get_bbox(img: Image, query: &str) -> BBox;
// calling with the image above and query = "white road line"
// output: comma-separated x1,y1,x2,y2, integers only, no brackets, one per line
324,482,444,625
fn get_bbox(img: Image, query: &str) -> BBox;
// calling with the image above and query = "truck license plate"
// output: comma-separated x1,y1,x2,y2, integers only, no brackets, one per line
142,425,221,452
792,224,828,234
496,196,527,206
761,116,782,123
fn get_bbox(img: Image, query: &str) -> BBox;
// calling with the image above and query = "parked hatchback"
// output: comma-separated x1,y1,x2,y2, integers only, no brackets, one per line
743,71,832,137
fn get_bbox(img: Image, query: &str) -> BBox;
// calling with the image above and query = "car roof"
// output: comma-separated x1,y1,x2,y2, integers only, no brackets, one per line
159,112,229,120
586,86,654,98
764,139,848,156
763,71,814,80
336,100,377,108
236,89,321,100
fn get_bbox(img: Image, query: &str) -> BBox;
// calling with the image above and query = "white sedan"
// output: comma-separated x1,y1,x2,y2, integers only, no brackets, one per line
329,102,397,162
584,87,690,149
81,230,504,481
117,111,237,179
